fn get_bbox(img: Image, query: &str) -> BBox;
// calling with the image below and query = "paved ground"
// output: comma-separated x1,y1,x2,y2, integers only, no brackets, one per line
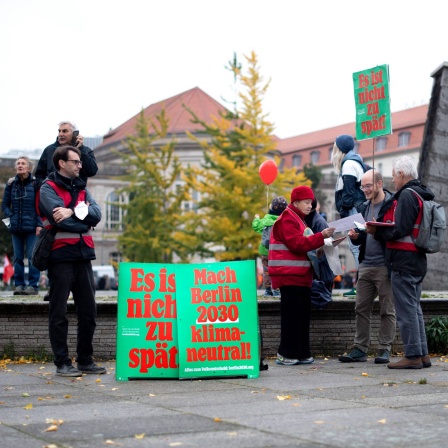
1,356,447,448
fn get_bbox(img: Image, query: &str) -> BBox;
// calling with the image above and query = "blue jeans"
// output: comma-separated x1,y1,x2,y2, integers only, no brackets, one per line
390,270,428,358
11,232,40,288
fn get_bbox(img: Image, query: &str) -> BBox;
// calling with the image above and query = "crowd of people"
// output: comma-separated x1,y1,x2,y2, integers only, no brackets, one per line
2,125,436,373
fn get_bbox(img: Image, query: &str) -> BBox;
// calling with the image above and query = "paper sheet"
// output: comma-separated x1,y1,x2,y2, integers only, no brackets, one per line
327,213,366,233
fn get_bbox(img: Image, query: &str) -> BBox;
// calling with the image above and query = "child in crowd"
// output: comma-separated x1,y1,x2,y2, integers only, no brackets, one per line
252,196,288,296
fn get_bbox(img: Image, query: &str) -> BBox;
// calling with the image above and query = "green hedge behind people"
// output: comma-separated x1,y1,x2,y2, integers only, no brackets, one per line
1,156,42,295
252,196,287,296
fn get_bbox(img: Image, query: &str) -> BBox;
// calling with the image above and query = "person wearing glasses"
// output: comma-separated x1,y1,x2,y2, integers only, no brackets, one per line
35,121,98,301
37,145,105,377
1,156,42,295
35,121,98,186
339,169,396,364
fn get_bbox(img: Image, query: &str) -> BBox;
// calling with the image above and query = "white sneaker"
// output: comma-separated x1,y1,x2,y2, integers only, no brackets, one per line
299,357,314,364
276,353,300,365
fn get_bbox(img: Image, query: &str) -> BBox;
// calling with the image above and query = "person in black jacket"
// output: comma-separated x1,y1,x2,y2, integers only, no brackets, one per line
36,121,98,301
367,156,433,370
339,170,396,364
1,156,42,295
38,145,104,377
331,134,366,297
35,121,98,185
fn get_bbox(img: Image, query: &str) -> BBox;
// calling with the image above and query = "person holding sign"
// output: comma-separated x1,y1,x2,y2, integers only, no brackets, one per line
268,186,335,365
366,156,433,369
339,169,396,364
332,134,367,297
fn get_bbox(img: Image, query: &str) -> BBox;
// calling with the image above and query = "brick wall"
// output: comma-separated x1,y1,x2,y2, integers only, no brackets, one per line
1,299,447,360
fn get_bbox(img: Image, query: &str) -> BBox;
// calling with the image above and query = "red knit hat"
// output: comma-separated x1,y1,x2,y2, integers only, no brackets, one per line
291,186,315,203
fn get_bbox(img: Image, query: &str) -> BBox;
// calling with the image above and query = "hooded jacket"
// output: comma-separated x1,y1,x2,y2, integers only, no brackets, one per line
35,139,98,185
374,180,432,275
335,151,366,217
252,213,279,256
1,173,42,233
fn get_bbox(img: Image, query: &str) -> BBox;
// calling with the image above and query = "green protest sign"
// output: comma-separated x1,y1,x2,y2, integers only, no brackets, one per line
116,263,179,381
175,261,260,379
116,260,260,381
353,64,391,141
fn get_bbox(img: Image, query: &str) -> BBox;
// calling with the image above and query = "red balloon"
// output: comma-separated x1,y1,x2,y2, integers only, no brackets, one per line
259,160,278,185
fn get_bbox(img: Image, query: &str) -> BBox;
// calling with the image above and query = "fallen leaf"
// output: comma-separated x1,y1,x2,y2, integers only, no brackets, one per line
22,393,30,397
214,417,222,422
378,419,387,424
314,420,325,424
96,378,102,383
44,425,58,432
134,433,145,439
111,388,118,391
0,401,5,405
43,444,59,448
104,440,116,445
292,403,301,407
169,443,183,447
64,395,72,399
24,403,33,410
149,393,155,396
277,395,291,400
361,372,368,377
39,366,46,370
46,418,64,425
227,432,238,436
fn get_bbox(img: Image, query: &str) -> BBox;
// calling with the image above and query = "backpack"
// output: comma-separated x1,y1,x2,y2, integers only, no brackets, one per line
406,188,447,254
261,225,272,249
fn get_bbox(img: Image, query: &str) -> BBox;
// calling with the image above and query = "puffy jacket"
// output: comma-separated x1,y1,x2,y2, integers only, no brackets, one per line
268,204,325,288
38,171,101,263
335,151,366,217
1,173,42,233
35,140,98,185
374,180,431,276
252,213,279,256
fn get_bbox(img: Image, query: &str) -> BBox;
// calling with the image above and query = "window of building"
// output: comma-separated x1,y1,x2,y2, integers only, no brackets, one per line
106,191,126,230
292,155,302,168
375,137,387,152
354,142,360,153
328,147,333,160
310,151,320,164
398,132,411,147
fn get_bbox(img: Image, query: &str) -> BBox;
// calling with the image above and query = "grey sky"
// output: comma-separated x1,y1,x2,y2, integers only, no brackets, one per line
0,0,445,153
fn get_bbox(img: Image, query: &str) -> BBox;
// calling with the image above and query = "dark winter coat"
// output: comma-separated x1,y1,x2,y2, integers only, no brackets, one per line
1,173,42,233
35,140,98,185
374,180,433,276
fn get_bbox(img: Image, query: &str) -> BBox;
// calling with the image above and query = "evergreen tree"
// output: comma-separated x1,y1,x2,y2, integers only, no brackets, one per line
117,109,191,263
182,51,309,261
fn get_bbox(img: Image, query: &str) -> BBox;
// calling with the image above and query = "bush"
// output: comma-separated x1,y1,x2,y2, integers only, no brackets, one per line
425,316,448,354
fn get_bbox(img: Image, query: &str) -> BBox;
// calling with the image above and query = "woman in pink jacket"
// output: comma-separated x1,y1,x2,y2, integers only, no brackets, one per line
268,186,335,365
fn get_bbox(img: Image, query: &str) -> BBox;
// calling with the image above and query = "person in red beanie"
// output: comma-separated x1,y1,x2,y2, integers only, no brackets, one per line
268,185,335,365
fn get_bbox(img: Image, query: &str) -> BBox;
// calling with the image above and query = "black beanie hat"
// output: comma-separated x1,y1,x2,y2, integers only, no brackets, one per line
269,196,288,216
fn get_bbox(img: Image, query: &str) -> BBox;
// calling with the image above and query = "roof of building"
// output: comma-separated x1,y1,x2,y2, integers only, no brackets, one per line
99,87,231,148
277,104,428,154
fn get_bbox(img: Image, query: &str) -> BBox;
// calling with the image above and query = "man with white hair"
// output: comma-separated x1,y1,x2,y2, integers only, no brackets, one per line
35,121,98,185
366,156,433,369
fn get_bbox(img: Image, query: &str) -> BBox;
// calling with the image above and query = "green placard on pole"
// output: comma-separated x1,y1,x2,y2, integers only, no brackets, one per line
116,263,179,381
353,64,391,141
175,260,259,379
